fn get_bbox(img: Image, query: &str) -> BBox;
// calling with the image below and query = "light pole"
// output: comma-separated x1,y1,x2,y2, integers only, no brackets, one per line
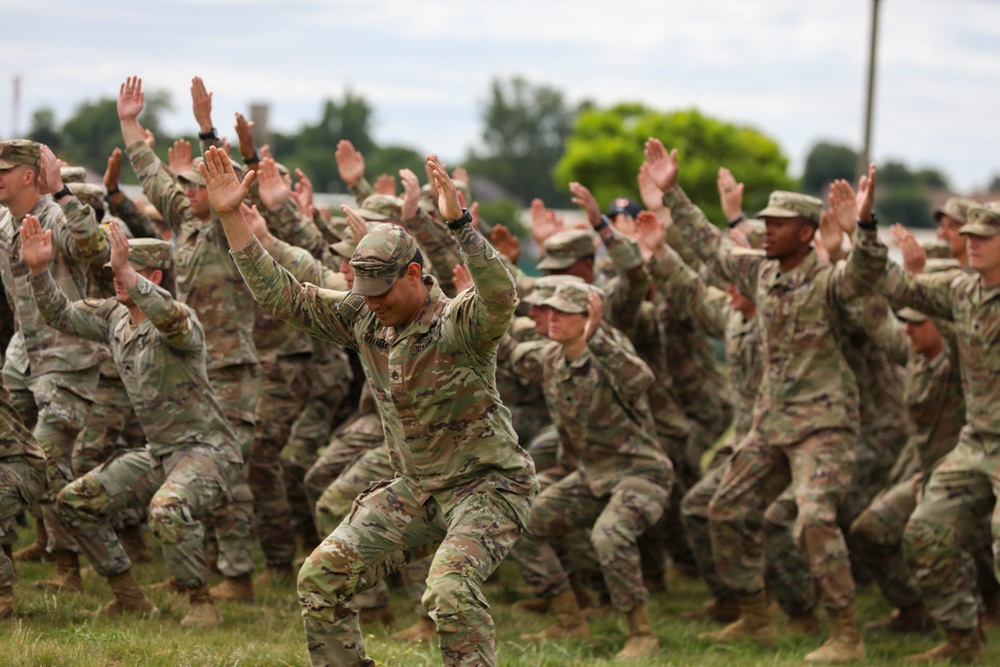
858,0,881,177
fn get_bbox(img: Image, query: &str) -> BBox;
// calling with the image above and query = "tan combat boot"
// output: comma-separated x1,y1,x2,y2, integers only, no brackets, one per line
0,585,14,620
13,519,48,562
520,589,591,641
681,597,740,623
786,609,822,635
101,569,158,617
147,577,186,594
905,628,983,663
390,617,436,643
615,601,660,659
700,590,776,645
804,605,865,663
120,524,152,563
513,597,550,614
209,573,254,604
359,604,395,628
865,601,935,634
180,584,222,628
35,550,83,592
254,563,296,587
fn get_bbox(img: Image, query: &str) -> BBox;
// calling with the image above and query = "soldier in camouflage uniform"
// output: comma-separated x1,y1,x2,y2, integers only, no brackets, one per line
644,139,872,663
117,77,258,600
851,192,1000,662
202,148,535,667
21,218,242,627
0,141,108,585
511,281,672,659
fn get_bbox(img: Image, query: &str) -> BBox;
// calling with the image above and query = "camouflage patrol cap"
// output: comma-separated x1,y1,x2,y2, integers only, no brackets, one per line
60,166,87,183
542,281,605,315
923,239,953,260
331,219,375,259
105,238,173,271
68,183,108,211
537,229,598,271
177,157,207,187
0,140,41,171
350,222,418,296
933,196,977,224
757,191,822,226
959,204,1000,237
358,194,403,221
896,307,929,323
524,274,585,306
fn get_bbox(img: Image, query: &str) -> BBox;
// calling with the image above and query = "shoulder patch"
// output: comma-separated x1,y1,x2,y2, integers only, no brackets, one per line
338,293,366,318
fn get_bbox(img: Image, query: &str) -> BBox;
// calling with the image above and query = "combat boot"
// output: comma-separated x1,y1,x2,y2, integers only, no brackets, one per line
180,584,222,628
805,605,865,663
147,577,186,594
100,569,158,617
864,601,935,634
700,590,776,645
120,524,152,563
35,550,83,592
681,597,740,623
254,563,296,587
13,519,48,562
786,609,822,635
0,585,14,619
390,617,436,643
513,597,550,614
209,573,254,604
520,589,591,641
615,601,659,659
981,590,1000,630
570,572,594,611
905,628,983,663
359,605,395,628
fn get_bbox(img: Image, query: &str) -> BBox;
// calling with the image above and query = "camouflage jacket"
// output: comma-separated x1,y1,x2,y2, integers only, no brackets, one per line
125,141,257,370
232,234,535,498
30,269,240,464
0,383,45,461
0,195,108,378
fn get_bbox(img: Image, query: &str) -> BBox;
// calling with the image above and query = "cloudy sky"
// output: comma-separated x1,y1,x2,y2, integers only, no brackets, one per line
4,0,998,191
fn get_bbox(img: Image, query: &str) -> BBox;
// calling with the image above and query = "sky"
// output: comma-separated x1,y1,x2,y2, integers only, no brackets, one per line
3,0,999,192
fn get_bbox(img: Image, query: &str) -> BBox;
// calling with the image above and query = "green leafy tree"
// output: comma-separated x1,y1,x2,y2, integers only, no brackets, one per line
802,141,857,195
27,109,62,153
555,104,794,224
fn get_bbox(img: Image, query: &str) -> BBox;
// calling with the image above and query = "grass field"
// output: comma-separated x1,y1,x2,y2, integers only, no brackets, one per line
3,520,997,666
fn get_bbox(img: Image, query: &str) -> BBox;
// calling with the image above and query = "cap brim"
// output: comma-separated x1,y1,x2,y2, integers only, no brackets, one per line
330,241,356,258
541,295,586,314
896,307,929,323
177,171,206,186
358,209,390,221
0,160,18,170
537,255,578,271
351,275,394,297
958,222,1000,237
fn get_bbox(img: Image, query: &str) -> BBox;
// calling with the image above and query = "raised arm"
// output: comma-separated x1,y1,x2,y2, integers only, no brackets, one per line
37,145,108,264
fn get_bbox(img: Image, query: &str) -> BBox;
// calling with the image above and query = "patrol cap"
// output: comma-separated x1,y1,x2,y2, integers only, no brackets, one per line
896,307,929,324
60,166,87,183
358,194,403,222
350,222,418,296
923,239,953,260
105,238,174,271
68,183,108,211
757,191,822,226
524,274,585,306
933,196,977,224
0,140,41,171
959,204,1000,237
330,219,374,259
606,197,641,218
177,157,206,187
537,229,598,271
542,281,605,315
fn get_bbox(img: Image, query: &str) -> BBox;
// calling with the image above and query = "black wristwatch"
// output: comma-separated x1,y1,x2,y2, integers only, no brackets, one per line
727,213,746,228
594,215,610,232
198,127,218,141
243,150,262,165
52,185,72,201
857,211,878,231
446,208,473,230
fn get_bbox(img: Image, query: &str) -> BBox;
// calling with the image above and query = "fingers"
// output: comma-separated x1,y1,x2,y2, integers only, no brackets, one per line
341,205,369,241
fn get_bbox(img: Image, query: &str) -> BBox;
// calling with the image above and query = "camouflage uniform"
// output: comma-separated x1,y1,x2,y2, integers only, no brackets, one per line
0,141,109,554
30,240,241,587
125,141,258,578
662,187,867,612
233,221,535,667
510,283,672,612
853,207,1000,631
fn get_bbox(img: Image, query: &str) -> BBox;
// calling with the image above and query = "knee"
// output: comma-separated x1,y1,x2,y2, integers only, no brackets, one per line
55,482,99,527
850,509,887,550
423,570,491,639
148,495,195,544
590,518,631,563
297,540,358,601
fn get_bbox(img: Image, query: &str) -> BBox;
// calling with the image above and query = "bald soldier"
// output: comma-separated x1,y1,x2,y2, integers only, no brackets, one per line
200,147,535,667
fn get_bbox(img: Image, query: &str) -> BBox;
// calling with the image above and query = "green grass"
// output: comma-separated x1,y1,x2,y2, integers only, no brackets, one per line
3,521,997,666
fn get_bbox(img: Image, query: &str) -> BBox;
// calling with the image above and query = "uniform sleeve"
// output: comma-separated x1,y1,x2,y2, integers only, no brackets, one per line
585,325,655,405
400,210,464,296
108,195,160,239
125,140,190,236
268,238,348,291
126,275,199,352
29,270,112,343
46,196,109,264
648,245,729,338
447,226,518,351
602,226,651,336
264,198,328,258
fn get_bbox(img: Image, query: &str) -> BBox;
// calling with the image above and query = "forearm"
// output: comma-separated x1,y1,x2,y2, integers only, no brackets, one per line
348,178,373,207
587,327,655,403
269,238,348,290
124,141,186,232
127,275,197,348
265,198,326,257
217,207,255,252
662,185,733,281
453,221,518,340
109,194,160,239
58,197,109,263
28,270,107,342
120,117,145,149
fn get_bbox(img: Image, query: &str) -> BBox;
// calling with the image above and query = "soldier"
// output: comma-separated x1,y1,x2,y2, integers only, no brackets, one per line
201,147,535,667
643,138,871,663
512,281,672,659
0,140,108,586
20,217,243,626
933,196,978,269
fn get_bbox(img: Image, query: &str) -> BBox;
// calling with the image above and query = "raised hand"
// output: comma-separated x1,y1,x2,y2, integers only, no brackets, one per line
452,166,469,184
583,292,604,341
891,223,926,275
107,219,134,276
199,146,257,215
335,140,365,186
426,154,462,222
642,138,679,192
569,182,602,228
452,263,473,293
637,163,666,212
530,198,562,247
717,167,745,221
399,168,421,220
241,203,275,248
341,205,370,245
829,179,859,236
104,148,123,193
37,145,64,197
118,76,145,121
856,162,877,224
729,227,751,249
190,76,214,133
168,139,193,175
257,157,290,211
374,174,396,196
19,214,53,274
234,112,256,159
143,128,157,151
490,224,520,264
635,210,668,256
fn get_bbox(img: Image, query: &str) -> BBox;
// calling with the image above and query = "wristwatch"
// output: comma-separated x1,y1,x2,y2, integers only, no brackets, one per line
52,185,72,201
446,209,473,230
198,127,218,141
857,211,878,230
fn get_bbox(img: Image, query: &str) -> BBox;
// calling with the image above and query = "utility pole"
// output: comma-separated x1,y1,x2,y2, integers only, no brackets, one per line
12,75,21,138
858,0,880,177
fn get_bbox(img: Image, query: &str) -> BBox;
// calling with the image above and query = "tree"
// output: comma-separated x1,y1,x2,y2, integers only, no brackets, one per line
27,109,62,153
555,104,794,224
465,77,579,207
802,141,857,195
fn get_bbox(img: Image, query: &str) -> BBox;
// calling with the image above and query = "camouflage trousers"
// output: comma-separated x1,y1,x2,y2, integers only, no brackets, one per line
0,456,47,588
514,471,669,612
524,424,560,476
298,474,532,667
709,429,856,611
56,446,237,587
310,442,429,614
208,364,259,578
5,367,98,553
904,434,1000,631
682,455,816,615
